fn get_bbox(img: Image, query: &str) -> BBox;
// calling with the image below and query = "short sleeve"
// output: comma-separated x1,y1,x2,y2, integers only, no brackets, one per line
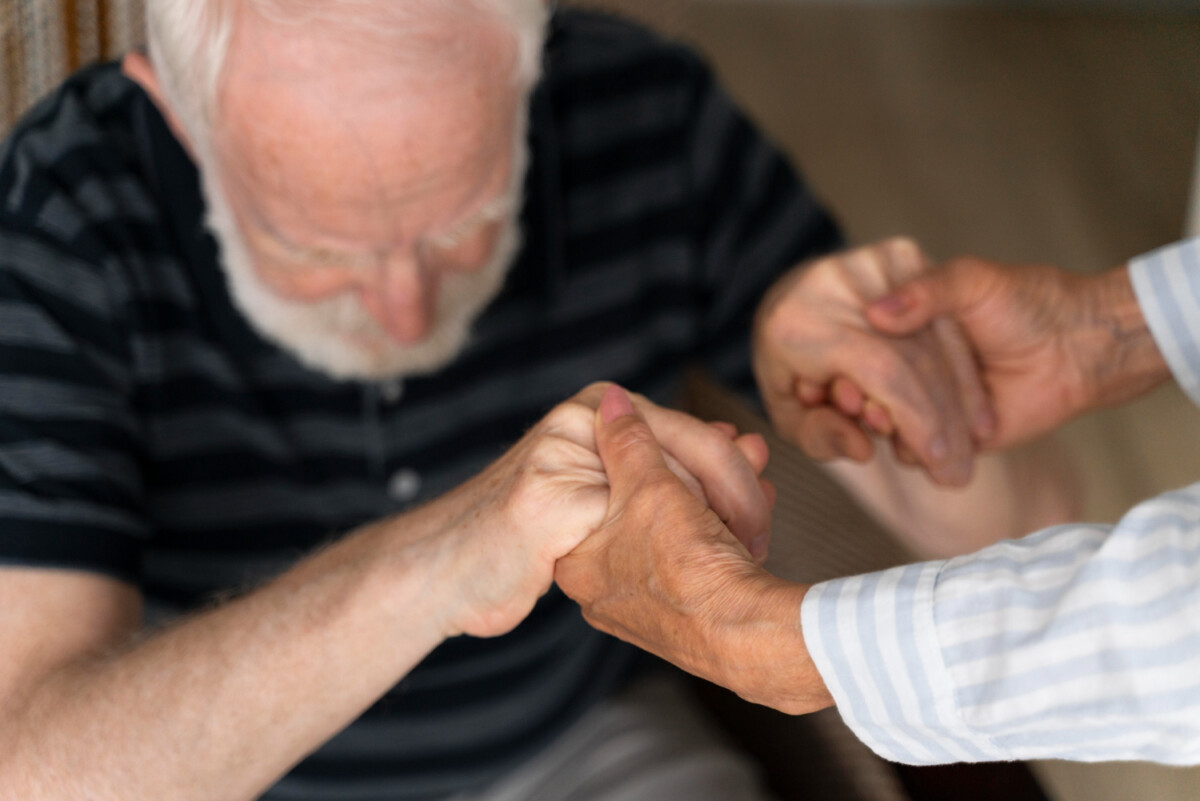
687,69,842,399
0,84,149,583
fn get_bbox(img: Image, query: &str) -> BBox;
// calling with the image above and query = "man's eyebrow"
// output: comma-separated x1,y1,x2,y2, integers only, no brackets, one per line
254,221,376,265
425,193,513,249
246,175,510,261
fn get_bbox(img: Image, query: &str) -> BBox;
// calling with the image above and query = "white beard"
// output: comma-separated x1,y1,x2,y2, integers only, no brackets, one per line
198,151,526,383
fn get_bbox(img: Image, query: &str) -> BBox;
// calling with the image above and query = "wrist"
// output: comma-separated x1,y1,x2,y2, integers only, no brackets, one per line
1072,266,1172,413
352,500,476,644
709,576,833,715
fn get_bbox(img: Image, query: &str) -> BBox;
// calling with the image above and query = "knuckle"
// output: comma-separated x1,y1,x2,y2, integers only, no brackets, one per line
576,381,614,406
607,419,658,453
883,237,928,280
544,400,592,434
884,235,921,258
856,347,903,388
631,469,686,509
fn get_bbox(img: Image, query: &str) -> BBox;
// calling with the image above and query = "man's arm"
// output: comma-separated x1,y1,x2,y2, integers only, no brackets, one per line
0,385,771,801
0,392,607,801
0,521,456,801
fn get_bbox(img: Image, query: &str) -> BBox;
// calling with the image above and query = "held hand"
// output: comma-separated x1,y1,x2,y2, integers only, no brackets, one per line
866,258,1170,449
753,238,993,486
571,383,774,558
432,383,771,640
555,386,832,715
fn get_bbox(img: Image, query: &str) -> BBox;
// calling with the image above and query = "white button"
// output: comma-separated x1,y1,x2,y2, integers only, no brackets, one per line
380,380,404,404
387,468,421,503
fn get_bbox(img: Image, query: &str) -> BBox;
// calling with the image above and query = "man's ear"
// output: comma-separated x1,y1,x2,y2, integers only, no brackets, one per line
122,51,196,154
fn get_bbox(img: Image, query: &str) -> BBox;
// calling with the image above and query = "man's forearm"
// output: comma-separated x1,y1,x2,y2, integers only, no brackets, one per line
1,515,455,801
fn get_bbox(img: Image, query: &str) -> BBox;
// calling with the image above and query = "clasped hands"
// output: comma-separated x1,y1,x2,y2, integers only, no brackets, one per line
439,237,1125,713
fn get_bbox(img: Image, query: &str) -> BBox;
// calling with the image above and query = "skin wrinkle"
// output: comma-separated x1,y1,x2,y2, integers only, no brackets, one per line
188,1,531,379
245,0,488,72
218,68,510,248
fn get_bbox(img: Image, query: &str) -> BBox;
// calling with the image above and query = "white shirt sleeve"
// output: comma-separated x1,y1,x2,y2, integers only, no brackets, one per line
801,237,1200,765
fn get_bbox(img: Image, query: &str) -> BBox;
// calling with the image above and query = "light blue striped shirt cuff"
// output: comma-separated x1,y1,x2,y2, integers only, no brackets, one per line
802,563,1011,764
804,496,1200,766
1129,237,1200,407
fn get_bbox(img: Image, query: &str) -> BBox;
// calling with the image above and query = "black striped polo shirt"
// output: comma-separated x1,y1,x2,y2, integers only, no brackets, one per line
0,10,840,800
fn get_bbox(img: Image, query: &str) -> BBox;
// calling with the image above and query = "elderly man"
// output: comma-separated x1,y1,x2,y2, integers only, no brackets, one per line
565,245,1200,765
0,2,1072,800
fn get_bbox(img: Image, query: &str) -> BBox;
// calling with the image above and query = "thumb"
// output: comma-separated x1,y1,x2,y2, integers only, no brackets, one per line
866,266,972,336
595,385,674,508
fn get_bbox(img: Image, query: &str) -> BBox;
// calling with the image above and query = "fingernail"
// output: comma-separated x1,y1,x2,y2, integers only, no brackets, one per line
750,533,771,561
929,435,948,462
935,459,971,487
975,412,997,441
600,385,635,423
870,292,910,316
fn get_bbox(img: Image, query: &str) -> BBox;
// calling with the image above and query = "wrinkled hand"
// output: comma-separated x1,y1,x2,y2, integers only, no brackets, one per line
435,382,772,639
753,238,993,486
865,258,1168,449
555,386,833,715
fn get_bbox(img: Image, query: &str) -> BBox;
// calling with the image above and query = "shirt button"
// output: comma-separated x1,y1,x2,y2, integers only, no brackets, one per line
388,468,421,503
380,380,404,404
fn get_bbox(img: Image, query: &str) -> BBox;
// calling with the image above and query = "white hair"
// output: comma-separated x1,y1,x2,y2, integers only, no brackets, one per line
143,0,545,381
145,0,548,148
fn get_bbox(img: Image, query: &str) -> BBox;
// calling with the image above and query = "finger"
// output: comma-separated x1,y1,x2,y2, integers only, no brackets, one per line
663,451,707,503
750,477,774,564
830,377,865,417
844,328,978,485
862,398,895,436
708,421,739,440
733,432,769,475
797,378,827,407
932,316,996,443
894,438,921,467
865,261,982,337
907,330,976,486
795,407,874,463
759,477,777,510
594,386,676,508
633,401,771,549
880,236,933,283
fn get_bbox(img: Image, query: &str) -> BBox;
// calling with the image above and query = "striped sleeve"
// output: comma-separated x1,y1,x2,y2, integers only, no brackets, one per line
804,493,1200,765
801,238,1200,765
1129,237,1200,406
0,79,150,582
0,221,148,582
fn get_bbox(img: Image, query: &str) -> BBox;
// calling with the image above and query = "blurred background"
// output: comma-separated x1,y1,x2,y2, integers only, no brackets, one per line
4,0,1199,799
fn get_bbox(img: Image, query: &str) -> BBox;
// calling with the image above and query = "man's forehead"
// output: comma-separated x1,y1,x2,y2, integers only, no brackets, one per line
213,4,521,219
221,1,519,89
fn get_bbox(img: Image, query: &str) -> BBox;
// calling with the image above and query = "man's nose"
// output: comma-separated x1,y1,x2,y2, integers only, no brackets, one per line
358,252,438,344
